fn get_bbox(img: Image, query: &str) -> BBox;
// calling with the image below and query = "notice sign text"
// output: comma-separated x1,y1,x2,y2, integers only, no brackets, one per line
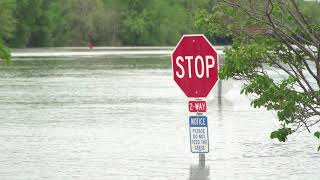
189,116,209,153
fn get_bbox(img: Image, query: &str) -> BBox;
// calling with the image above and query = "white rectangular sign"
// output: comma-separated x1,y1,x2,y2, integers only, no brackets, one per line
189,116,209,153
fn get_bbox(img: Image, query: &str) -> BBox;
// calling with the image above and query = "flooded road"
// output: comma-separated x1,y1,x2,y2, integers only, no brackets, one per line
0,56,319,179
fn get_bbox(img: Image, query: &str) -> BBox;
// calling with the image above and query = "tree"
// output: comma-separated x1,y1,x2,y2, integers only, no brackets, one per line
0,0,15,43
68,0,108,46
47,0,72,46
0,0,14,64
120,0,192,45
119,0,153,45
197,0,320,150
93,0,123,46
147,0,191,45
14,0,52,47
1,0,218,47
28,0,52,47
0,43,11,64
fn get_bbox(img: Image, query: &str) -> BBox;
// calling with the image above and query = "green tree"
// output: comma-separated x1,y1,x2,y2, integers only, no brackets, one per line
47,0,72,46
14,0,52,47
67,0,108,45
2,0,215,47
28,0,52,47
119,0,152,45
197,0,320,150
147,0,191,45
0,0,14,64
0,43,11,64
92,0,123,45
120,0,193,45
0,0,15,43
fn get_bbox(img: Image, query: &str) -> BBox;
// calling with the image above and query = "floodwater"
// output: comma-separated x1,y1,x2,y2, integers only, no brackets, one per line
0,51,319,179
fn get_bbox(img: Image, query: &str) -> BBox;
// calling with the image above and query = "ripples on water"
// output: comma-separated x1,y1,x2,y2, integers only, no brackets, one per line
0,57,319,179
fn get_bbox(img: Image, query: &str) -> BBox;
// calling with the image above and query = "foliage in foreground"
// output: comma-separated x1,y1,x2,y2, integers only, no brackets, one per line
0,43,11,64
197,0,320,150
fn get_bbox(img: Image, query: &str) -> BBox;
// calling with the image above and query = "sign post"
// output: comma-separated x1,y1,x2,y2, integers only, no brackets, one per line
171,34,219,163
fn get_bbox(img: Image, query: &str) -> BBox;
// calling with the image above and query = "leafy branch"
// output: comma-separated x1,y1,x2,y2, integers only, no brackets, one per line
197,0,320,150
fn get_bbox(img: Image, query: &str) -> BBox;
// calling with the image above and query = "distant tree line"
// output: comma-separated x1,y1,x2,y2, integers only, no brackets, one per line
1,0,318,48
0,0,220,47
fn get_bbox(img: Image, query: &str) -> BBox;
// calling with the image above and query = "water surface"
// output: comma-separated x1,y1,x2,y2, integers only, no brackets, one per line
0,56,319,179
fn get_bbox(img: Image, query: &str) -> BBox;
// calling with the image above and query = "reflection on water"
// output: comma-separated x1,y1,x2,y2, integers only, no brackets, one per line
0,57,320,179
189,164,210,180
189,154,210,180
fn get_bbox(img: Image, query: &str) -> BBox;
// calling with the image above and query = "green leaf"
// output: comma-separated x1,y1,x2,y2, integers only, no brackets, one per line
277,111,285,121
270,128,291,142
314,131,320,139
0,43,11,64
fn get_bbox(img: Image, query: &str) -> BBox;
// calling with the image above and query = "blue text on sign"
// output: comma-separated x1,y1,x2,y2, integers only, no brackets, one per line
189,116,207,127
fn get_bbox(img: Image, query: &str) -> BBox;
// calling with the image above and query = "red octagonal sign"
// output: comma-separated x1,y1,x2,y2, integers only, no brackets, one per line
172,34,219,98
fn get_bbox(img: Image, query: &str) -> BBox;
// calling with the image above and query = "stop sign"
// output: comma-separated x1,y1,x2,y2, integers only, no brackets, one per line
172,35,218,98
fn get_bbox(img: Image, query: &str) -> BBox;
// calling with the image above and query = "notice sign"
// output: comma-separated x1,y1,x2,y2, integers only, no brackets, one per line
189,116,209,153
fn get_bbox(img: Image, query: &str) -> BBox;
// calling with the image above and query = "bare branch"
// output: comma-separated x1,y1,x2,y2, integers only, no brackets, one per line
289,0,320,41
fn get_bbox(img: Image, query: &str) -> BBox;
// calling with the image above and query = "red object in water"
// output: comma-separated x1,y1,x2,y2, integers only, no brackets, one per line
88,41,93,49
